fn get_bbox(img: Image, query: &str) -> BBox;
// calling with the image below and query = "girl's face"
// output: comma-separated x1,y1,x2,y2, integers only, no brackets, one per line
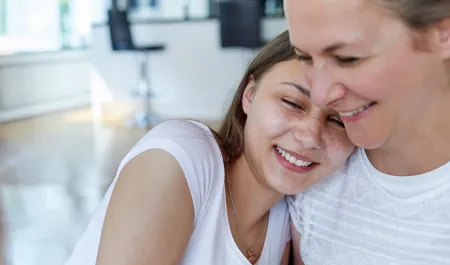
242,59,354,195
284,0,450,150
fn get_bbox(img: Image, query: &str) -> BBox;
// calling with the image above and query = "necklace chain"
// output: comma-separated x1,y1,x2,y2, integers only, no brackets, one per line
226,175,268,259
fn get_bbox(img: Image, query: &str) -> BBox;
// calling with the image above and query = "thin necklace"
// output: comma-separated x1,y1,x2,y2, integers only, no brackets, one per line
226,175,269,264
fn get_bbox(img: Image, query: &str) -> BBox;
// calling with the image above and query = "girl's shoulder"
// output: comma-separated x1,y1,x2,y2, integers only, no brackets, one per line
121,119,226,218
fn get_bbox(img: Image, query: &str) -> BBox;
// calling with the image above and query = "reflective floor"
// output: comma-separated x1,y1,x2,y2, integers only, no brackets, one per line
0,108,219,265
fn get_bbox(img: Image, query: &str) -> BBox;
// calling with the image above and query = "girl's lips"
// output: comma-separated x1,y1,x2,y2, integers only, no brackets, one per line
274,146,319,174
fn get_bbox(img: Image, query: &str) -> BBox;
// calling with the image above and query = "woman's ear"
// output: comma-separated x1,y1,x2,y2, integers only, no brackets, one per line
242,76,256,115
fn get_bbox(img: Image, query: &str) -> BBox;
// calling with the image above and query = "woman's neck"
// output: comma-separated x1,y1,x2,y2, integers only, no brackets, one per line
226,154,283,235
368,90,450,176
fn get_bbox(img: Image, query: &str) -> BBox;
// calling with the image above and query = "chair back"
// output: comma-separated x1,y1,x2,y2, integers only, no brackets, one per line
218,0,263,48
107,9,134,51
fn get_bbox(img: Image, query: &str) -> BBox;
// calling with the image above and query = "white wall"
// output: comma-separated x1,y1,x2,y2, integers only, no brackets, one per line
0,50,91,122
149,0,208,19
92,0,111,24
91,18,287,120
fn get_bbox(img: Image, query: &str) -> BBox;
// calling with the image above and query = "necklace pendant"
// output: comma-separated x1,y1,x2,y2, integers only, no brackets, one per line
247,249,257,264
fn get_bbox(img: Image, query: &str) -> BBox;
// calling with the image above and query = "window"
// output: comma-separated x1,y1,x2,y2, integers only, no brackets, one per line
0,0,94,54
0,0,5,34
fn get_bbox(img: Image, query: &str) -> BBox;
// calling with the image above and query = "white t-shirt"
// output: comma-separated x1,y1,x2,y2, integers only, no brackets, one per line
288,148,450,265
65,120,291,265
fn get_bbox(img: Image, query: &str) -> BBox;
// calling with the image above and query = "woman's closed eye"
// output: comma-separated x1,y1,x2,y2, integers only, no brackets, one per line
297,55,312,64
297,54,361,66
336,56,360,65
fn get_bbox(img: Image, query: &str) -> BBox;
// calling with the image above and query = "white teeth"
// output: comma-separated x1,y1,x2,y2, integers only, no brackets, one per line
339,104,371,117
276,146,313,167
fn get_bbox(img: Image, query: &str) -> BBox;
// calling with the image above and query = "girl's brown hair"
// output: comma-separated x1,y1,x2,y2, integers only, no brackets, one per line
213,30,296,165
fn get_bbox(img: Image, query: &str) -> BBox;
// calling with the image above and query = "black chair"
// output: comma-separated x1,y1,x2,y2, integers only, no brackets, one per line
107,8,166,128
211,0,266,18
218,0,265,49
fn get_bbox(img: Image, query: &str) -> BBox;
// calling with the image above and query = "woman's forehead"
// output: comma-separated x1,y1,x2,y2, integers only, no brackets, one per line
285,0,390,51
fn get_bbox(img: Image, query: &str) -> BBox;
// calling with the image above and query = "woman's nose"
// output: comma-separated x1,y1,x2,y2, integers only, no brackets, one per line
305,65,346,108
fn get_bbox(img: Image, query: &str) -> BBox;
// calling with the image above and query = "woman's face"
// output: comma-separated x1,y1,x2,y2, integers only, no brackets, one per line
284,0,450,149
242,59,354,195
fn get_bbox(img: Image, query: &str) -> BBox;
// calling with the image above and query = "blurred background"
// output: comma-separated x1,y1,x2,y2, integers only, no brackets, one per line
0,0,286,264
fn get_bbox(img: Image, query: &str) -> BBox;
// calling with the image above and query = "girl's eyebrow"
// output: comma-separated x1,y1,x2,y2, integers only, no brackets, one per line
281,82,310,98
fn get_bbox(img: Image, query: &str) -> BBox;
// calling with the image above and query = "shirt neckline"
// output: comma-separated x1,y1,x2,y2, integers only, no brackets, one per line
359,148,450,201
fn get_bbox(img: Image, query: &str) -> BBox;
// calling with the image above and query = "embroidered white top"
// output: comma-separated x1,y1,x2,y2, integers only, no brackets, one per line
288,148,450,265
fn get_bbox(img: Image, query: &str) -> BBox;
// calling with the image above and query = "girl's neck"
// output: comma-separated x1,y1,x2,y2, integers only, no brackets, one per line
226,154,283,235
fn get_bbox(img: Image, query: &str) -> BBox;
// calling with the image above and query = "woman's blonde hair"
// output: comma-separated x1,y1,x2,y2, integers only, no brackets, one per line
376,0,450,29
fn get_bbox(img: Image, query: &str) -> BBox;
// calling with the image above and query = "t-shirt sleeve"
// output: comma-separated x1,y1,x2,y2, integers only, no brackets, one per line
282,201,292,244
64,120,222,265
116,119,222,219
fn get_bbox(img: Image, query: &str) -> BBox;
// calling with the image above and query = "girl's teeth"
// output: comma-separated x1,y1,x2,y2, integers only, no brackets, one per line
276,146,313,167
340,104,371,117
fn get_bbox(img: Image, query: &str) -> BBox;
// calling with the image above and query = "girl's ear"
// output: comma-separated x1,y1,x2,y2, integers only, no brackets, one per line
242,75,256,115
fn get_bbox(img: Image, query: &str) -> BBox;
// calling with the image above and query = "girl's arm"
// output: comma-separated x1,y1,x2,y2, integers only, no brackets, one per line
95,149,195,265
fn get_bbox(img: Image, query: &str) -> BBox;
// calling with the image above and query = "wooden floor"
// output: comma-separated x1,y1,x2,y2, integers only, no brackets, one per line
0,107,220,265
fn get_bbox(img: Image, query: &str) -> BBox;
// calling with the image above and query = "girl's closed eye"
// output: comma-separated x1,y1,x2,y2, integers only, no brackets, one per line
281,98,305,111
328,115,345,128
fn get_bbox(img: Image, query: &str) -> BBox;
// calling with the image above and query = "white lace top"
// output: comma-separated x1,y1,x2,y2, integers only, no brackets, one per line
288,148,450,265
